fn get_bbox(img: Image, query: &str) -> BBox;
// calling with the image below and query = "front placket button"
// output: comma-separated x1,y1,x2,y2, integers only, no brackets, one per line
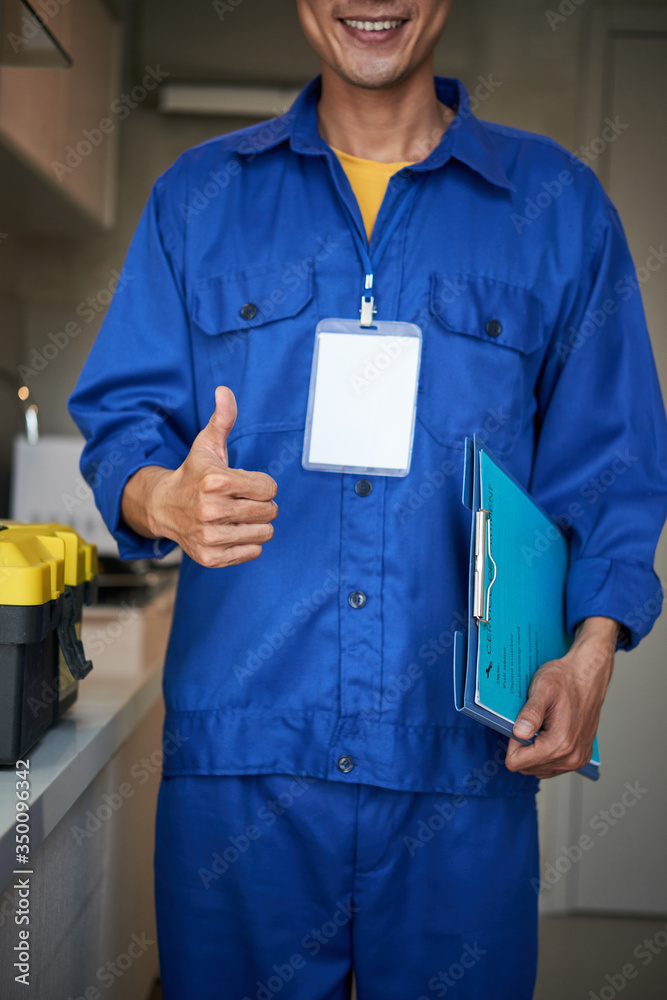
355,479,373,497
337,755,354,773
348,591,367,609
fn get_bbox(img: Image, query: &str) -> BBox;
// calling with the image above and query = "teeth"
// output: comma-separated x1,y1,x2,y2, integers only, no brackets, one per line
342,18,404,30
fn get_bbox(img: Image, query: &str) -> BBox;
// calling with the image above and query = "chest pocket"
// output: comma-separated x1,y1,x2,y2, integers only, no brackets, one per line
416,272,546,457
191,262,316,441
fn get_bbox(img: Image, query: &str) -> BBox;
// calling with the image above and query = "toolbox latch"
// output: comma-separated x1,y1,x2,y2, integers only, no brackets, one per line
57,588,93,681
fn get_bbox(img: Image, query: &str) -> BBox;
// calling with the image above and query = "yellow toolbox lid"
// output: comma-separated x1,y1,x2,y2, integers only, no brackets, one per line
0,522,98,606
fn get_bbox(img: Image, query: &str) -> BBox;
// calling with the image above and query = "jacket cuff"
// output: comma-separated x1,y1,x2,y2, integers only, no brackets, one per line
566,557,663,651
93,443,183,561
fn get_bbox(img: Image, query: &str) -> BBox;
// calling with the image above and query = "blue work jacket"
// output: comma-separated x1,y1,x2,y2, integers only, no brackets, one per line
69,76,667,796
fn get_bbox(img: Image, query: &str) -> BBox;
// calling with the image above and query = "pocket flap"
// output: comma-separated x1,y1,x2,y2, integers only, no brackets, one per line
192,263,313,336
430,272,545,354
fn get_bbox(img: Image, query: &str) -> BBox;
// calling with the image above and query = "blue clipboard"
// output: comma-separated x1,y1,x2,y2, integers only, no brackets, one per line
453,434,600,781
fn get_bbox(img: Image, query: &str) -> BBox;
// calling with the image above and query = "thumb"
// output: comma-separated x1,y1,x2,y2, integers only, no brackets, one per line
196,386,237,466
512,693,548,741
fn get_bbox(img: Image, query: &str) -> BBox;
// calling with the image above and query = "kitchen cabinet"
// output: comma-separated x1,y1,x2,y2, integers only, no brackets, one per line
0,0,121,231
0,584,175,998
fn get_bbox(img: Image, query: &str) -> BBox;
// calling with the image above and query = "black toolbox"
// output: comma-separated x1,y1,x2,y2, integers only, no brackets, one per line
0,522,97,764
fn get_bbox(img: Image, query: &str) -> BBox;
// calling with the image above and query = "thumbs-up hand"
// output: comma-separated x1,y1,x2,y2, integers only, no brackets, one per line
121,386,278,568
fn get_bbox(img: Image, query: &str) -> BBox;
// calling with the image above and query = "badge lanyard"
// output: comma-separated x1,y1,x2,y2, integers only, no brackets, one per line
302,173,423,478
341,176,421,326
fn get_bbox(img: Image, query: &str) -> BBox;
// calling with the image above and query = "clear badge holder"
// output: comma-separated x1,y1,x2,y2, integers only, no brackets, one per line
302,317,422,477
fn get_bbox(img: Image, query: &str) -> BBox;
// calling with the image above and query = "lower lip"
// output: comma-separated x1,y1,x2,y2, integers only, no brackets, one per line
339,20,408,43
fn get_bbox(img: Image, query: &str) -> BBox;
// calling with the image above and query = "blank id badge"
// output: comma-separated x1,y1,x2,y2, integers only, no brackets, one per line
302,318,422,477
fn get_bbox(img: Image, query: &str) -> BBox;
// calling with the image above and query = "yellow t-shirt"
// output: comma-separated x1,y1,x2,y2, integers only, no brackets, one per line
331,146,415,242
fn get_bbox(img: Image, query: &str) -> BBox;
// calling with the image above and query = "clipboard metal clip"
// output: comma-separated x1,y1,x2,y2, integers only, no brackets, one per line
473,508,497,622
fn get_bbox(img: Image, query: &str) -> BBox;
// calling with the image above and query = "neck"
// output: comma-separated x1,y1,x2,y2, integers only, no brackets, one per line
317,60,454,163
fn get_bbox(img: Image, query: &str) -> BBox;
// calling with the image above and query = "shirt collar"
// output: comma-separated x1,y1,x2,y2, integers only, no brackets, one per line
228,75,514,193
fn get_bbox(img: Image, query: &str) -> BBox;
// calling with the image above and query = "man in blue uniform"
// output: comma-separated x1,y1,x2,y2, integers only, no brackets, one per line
68,1,667,997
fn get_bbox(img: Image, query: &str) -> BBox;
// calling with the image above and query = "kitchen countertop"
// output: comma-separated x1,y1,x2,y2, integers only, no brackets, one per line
0,663,163,893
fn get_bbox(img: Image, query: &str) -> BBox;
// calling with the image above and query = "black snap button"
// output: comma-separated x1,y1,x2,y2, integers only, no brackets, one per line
337,755,354,773
354,479,372,497
240,302,258,320
348,591,367,609
486,319,502,337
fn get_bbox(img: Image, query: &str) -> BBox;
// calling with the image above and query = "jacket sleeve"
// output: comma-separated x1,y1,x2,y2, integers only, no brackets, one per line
68,173,198,560
529,188,667,651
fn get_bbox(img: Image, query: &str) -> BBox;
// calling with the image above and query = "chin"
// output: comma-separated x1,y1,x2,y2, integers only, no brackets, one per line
334,57,410,90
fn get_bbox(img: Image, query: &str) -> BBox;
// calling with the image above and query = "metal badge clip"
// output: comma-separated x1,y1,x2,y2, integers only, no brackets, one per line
359,273,377,327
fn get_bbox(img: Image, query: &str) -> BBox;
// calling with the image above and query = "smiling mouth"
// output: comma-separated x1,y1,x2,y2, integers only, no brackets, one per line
341,17,406,30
